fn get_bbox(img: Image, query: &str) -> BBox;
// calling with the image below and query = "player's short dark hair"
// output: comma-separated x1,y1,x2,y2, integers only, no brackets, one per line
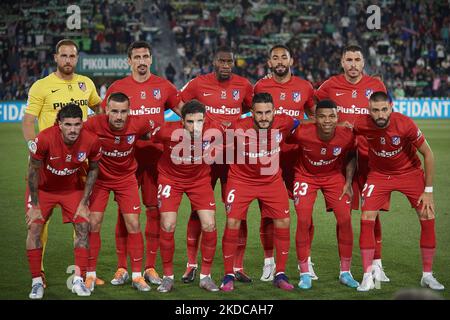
214,46,233,58
369,91,389,102
127,41,152,58
269,44,292,57
55,39,79,54
342,44,363,56
56,103,82,122
107,92,130,106
181,99,206,119
316,99,337,110
252,92,274,107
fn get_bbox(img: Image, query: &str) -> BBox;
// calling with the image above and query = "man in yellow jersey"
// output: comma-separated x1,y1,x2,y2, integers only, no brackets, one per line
22,39,102,287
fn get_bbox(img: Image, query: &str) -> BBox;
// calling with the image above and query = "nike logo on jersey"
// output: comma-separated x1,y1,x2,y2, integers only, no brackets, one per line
336,92,345,96
224,255,233,259
345,200,351,204
51,89,60,93
133,205,140,210
203,93,213,96
281,252,289,255
284,209,290,214
50,156,60,160
209,202,216,206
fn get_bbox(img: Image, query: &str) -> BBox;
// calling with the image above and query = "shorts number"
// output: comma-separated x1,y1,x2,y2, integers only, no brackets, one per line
158,184,171,198
362,184,375,197
227,189,236,203
293,182,308,196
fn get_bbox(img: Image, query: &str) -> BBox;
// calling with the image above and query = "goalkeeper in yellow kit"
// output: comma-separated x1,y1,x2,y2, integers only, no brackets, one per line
22,39,102,287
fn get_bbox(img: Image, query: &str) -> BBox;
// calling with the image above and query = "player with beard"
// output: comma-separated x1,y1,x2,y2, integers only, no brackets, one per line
22,39,102,288
353,92,444,292
179,47,254,284
254,44,317,281
315,45,389,283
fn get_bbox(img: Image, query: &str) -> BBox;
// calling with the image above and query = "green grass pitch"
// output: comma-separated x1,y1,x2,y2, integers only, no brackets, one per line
0,121,448,300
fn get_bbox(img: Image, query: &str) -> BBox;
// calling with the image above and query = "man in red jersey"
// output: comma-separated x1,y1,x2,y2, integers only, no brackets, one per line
315,45,390,283
101,41,182,287
287,99,359,290
150,100,226,293
26,103,101,299
84,92,156,293
179,46,254,283
220,93,299,292
254,44,317,281
354,92,444,292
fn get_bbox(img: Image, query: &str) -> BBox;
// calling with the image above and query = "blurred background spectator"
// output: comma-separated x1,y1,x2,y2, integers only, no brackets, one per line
0,0,449,100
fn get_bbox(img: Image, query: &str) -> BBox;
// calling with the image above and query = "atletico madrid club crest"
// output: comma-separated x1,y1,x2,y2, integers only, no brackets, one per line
391,136,401,145
77,152,86,162
232,89,240,101
292,92,301,103
333,147,342,156
153,89,161,100
78,82,86,92
365,89,373,98
127,135,135,144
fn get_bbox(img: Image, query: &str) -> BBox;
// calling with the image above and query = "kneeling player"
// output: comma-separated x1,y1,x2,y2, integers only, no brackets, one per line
154,100,223,293
354,92,444,291
26,104,101,299
288,100,359,289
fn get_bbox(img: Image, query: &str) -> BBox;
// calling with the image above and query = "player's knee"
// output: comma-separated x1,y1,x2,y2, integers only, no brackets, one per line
201,221,216,232
274,218,290,229
161,221,176,232
226,218,240,230
29,223,43,239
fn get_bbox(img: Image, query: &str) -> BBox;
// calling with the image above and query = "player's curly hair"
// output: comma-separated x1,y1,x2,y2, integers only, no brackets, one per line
316,99,337,109
56,103,82,122
181,99,205,119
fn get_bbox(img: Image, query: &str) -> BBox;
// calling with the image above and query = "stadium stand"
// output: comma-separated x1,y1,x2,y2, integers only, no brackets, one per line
0,0,449,99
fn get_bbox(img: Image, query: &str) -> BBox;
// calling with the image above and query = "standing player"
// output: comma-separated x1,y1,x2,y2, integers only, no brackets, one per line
151,100,223,293
254,44,316,281
354,92,444,291
179,46,253,283
83,92,154,292
22,39,102,287
220,93,298,292
26,104,101,299
315,45,390,282
101,41,182,286
288,100,359,290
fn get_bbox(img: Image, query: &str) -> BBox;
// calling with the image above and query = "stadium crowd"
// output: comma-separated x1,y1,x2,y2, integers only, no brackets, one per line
1,0,449,100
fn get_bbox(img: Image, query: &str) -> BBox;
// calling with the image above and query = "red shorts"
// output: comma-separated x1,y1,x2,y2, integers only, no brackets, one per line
224,178,290,220
136,163,158,207
210,163,228,202
25,188,86,224
361,169,425,212
89,180,141,214
293,173,352,214
157,174,216,213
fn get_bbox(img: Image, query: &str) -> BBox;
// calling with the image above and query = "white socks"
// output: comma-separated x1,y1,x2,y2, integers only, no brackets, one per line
264,257,275,265
32,277,43,286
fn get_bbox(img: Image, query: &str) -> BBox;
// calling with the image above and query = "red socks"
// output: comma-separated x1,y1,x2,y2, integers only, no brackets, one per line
74,247,89,277
374,215,382,259
420,219,436,272
127,232,144,273
88,231,101,272
335,210,353,272
260,217,274,258
274,227,290,274
145,207,160,269
222,227,239,275
200,230,217,275
160,229,175,276
27,248,43,278
295,212,312,273
186,211,202,266
234,220,247,270
359,219,375,273
115,213,128,269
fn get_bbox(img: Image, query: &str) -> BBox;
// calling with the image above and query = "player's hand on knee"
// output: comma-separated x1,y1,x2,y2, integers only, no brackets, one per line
74,203,90,221
417,192,435,219
339,183,353,201
26,207,43,228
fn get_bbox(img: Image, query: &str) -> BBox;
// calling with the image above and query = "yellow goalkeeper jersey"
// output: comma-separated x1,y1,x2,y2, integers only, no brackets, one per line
25,73,101,131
